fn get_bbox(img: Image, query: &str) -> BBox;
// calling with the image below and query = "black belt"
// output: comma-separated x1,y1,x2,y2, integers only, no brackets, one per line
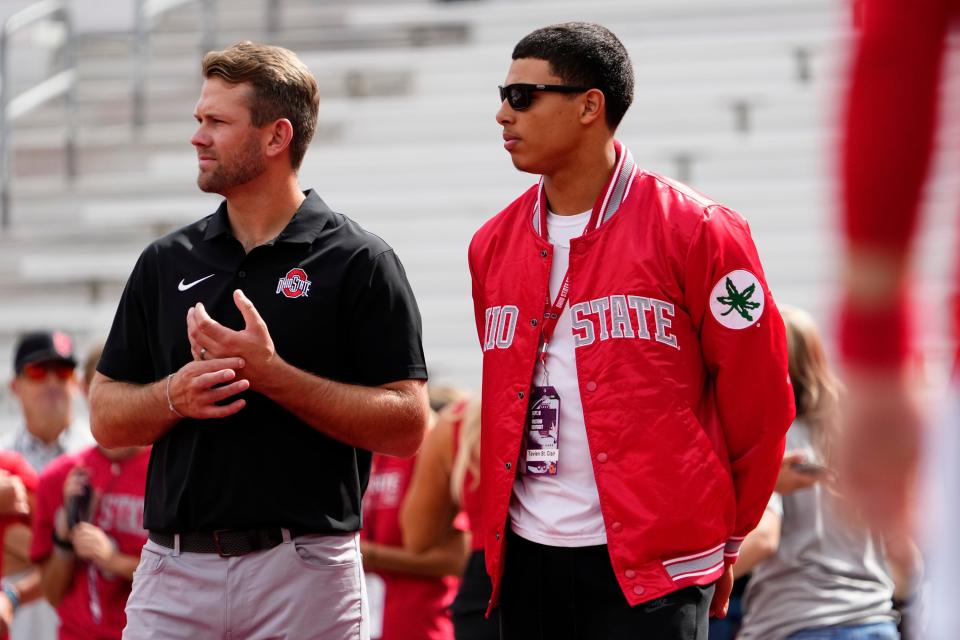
149,528,304,557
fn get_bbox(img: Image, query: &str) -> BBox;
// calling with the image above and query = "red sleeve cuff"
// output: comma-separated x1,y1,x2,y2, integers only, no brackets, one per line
839,294,912,368
724,537,744,564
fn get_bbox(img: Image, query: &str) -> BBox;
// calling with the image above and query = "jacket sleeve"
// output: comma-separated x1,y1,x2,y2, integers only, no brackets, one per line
840,0,950,367
468,236,487,349
683,206,795,563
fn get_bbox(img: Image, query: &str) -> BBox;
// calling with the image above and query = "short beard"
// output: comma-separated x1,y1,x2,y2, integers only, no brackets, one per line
197,134,266,194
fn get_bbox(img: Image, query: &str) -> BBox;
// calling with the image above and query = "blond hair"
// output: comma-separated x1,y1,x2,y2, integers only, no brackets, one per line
781,305,842,462
450,398,481,506
202,42,319,170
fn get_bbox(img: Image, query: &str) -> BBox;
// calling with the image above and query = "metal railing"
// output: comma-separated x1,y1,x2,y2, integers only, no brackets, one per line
132,0,215,129
131,0,294,129
0,0,77,230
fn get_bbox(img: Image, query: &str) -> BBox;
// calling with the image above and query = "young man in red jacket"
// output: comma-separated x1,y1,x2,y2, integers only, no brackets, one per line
468,23,795,638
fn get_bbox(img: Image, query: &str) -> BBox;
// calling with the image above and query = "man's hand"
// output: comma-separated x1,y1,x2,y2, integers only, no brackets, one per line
167,357,249,420
775,451,824,496
73,523,115,570
837,368,923,540
0,471,28,517
709,563,734,618
187,290,278,388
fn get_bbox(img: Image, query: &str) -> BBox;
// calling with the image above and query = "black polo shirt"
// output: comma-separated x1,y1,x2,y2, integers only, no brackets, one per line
98,190,428,534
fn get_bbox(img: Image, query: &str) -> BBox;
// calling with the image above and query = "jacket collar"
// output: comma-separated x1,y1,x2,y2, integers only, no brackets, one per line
531,139,638,237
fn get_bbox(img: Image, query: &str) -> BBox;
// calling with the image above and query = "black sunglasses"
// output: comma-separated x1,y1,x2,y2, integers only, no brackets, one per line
498,83,592,111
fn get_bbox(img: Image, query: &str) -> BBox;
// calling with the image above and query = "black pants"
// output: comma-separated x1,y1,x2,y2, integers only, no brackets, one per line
499,531,714,640
452,550,500,640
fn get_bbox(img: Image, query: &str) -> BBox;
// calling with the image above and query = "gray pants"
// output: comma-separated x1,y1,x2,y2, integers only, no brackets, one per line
123,530,369,640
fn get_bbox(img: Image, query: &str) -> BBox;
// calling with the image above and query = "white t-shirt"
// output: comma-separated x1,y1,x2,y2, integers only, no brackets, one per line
509,210,607,547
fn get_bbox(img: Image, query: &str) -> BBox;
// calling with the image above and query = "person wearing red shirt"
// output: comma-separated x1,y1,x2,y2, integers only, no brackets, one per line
30,445,149,640
838,0,959,637
29,344,150,640
361,404,467,640
0,450,39,638
401,399,499,640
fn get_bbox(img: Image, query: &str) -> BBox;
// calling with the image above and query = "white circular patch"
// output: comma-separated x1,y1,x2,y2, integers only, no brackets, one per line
709,269,765,330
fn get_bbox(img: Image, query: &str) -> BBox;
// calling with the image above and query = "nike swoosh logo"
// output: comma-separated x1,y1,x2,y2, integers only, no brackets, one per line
178,274,215,291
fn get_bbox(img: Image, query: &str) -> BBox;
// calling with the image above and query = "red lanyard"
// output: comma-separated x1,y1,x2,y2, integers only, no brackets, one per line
533,140,631,373
535,185,603,372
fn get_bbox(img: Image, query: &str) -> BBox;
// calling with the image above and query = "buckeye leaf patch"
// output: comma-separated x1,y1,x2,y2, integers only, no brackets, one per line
709,270,765,329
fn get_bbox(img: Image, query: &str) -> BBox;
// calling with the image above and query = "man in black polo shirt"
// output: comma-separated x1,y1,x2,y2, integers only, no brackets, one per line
88,42,429,639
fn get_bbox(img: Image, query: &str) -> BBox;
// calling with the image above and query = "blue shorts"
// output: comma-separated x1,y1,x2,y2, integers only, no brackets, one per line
786,621,899,640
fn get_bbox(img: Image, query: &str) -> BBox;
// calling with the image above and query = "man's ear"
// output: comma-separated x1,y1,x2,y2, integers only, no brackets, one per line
580,88,606,126
264,119,294,161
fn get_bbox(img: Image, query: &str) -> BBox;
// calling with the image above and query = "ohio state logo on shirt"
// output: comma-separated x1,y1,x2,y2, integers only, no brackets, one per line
276,268,312,298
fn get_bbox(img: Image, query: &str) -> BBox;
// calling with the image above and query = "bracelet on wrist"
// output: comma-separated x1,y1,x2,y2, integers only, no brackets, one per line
165,373,185,419
52,529,74,553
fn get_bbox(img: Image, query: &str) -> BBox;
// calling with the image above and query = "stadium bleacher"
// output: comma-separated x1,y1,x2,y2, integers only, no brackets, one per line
1,0,958,433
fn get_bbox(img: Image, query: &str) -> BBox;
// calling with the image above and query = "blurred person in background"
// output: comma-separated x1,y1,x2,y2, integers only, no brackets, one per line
6,331,90,640
30,343,150,640
401,397,500,640
360,387,469,640
0,444,40,639
5,332,89,474
838,0,958,637
736,306,910,640
469,22,794,638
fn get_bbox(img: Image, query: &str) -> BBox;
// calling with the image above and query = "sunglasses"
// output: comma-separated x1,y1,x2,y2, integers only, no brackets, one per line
20,362,75,382
498,83,592,111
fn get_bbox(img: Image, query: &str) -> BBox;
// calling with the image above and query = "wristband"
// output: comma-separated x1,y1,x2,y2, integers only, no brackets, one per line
2,582,19,612
52,529,74,553
165,373,185,419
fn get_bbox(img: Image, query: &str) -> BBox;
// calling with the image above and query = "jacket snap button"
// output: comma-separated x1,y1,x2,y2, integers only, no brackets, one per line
540,249,548,258
625,569,637,579
495,531,501,540
611,521,623,532
586,381,598,392
517,391,525,400
530,319,538,327
597,452,608,463
633,585,645,596
505,462,512,470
